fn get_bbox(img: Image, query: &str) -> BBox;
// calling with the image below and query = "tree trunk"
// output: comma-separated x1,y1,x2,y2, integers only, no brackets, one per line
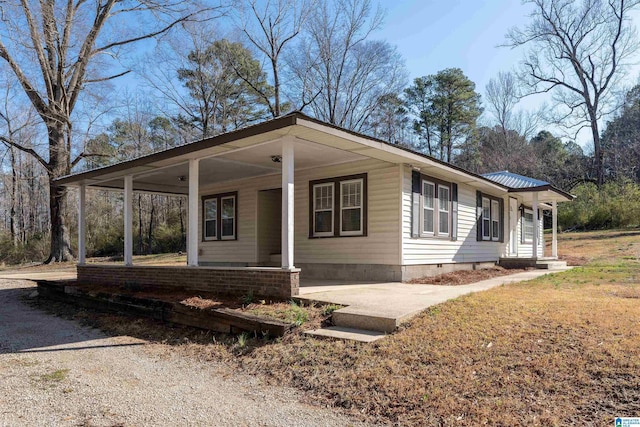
147,196,155,255
272,58,280,117
9,146,18,246
590,119,604,186
45,123,73,263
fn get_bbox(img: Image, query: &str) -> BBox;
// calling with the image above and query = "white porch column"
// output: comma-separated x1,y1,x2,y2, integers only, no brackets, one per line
188,158,200,267
531,192,539,260
281,139,294,269
77,184,86,265
124,175,133,266
552,199,558,259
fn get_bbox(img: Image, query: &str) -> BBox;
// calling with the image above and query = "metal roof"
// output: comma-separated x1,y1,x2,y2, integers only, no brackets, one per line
481,171,549,189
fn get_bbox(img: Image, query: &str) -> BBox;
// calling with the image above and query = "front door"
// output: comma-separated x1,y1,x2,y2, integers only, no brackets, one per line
509,197,518,256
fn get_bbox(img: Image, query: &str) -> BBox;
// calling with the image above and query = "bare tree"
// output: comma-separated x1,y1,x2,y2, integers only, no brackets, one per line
0,0,220,262
292,0,407,132
507,0,640,186
235,0,315,117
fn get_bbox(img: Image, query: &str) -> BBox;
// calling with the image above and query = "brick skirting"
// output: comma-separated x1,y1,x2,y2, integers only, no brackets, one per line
77,265,299,299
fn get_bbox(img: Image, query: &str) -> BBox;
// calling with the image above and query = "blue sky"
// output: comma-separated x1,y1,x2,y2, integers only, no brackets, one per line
377,0,640,145
378,0,531,87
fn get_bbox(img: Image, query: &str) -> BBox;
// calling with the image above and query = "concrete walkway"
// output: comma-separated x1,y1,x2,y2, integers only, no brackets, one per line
301,267,572,338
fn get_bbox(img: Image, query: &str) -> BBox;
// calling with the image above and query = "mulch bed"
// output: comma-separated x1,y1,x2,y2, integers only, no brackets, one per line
406,266,529,286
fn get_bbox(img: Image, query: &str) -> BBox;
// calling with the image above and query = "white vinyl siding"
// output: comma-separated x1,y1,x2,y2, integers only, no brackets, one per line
402,166,507,265
199,158,400,265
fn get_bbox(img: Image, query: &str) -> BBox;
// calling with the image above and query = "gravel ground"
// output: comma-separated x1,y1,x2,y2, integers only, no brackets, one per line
0,279,369,427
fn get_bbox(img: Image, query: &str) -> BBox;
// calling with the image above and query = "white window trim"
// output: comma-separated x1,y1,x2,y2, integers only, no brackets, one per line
312,182,335,237
339,178,364,236
482,197,491,241
220,195,236,240
203,198,217,241
523,208,534,243
420,179,451,238
438,185,450,237
491,199,500,242
421,180,435,236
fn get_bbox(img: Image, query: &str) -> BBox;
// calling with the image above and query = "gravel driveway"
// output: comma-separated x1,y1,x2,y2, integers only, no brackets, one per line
0,279,368,427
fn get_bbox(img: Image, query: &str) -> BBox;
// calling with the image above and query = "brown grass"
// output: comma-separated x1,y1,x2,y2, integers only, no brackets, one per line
406,266,528,286
28,229,640,425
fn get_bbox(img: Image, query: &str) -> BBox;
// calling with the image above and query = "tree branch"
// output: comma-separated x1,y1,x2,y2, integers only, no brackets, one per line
0,135,48,169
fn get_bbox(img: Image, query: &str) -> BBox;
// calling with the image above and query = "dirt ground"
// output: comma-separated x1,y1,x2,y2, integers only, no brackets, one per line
0,279,371,427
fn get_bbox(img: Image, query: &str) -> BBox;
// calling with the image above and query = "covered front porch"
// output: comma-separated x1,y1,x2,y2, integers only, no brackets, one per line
59,115,386,298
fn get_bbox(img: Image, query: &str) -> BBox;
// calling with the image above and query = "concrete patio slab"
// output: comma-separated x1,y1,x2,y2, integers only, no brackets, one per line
300,267,572,335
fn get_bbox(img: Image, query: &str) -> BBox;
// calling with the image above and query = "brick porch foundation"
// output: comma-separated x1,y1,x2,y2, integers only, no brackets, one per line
77,265,299,299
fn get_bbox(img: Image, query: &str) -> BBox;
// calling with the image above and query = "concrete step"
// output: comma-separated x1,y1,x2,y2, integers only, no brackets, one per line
535,260,568,269
304,326,386,343
332,309,398,334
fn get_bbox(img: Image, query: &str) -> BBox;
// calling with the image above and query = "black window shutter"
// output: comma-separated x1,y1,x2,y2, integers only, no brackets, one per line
476,190,482,241
411,171,421,238
451,183,458,241
499,197,505,243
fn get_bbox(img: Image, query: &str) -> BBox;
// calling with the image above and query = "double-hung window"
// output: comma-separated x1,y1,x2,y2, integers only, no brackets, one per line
313,183,334,237
310,174,367,238
203,192,237,241
422,181,435,234
477,192,503,242
421,178,451,237
523,209,534,243
340,179,363,235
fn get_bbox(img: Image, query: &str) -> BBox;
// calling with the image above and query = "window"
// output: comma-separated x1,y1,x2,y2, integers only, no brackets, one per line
313,183,334,237
340,179,363,235
420,178,451,237
438,186,450,236
477,192,502,242
523,209,534,243
309,174,367,238
422,181,435,234
491,200,500,242
204,199,217,240
202,192,237,241
482,197,491,240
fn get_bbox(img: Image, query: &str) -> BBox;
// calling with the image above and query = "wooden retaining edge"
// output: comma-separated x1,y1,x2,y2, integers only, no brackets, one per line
36,280,292,337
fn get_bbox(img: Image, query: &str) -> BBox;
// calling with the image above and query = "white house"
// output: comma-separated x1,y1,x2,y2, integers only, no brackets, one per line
57,113,572,298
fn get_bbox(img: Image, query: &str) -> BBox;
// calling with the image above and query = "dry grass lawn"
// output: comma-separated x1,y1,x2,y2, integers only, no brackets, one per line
243,230,640,425
26,229,640,426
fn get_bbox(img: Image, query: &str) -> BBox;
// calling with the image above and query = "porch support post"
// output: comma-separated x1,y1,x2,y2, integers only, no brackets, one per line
531,192,539,260
124,175,133,266
77,184,86,266
552,200,558,259
188,158,200,267
281,138,294,269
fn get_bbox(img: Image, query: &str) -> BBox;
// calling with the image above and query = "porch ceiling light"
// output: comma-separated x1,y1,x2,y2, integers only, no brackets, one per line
177,175,187,182
271,155,282,163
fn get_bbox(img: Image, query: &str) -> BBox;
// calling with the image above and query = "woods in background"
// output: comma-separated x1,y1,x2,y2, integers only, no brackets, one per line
0,0,639,265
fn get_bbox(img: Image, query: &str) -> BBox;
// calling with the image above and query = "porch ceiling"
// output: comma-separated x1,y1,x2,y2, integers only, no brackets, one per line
509,187,573,204
77,137,367,194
